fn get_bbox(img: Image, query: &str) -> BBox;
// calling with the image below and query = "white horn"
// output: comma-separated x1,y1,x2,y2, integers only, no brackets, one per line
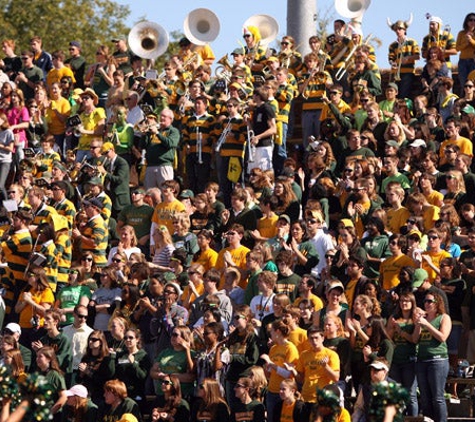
387,17,394,29
243,14,279,46
335,0,371,20
184,8,220,46
406,12,414,28
128,21,169,60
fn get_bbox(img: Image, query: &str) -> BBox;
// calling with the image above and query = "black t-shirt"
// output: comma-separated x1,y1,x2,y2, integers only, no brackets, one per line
252,102,275,147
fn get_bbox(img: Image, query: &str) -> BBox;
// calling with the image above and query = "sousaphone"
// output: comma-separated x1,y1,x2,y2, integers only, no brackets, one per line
335,0,371,22
243,14,279,46
184,8,220,46
128,21,169,60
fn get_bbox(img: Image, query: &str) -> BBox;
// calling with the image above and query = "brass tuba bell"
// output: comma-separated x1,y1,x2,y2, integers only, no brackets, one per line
184,8,220,46
128,21,169,60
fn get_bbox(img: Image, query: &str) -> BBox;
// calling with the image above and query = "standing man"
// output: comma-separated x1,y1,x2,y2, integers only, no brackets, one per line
97,142,130,218
291,327,340,403
305,209,334,279
65,41,86,89
182,96,216,193
72,198,108,267
248,88,276,173
298,52,332,149
421,16,457,73
387,16,420,99
141,109,180,190
46,50,76,89
76,89,106,162
117,188,154,258
15,50,43,101
216,97,247,204
0,208,33,321
62,305,93,385
30,36,53,79
111,37,133,75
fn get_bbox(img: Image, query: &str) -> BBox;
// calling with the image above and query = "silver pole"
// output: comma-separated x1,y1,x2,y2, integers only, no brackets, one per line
287,0,317,56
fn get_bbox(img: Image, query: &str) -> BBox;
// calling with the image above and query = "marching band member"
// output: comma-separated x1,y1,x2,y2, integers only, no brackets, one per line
72,198,108,268
140,109,180,190
278,35,303,77
273,68,296,175
230,48,253,87
298,52,333,149
0,207,33,318
215,97,247,203
242,25,268,75
348,46,382,99
387,15,421,99
182,95,216,193
421,15,457,72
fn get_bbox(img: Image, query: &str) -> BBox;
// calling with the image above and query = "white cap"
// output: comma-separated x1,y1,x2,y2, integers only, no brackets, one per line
65,384,88,398
370,361,389,371
4,323,21,335
429,16,443,26
409,139,426,149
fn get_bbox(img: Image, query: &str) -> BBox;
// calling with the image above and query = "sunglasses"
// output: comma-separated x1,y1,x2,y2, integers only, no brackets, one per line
161,380,173,385
81,257,93,262
306,218,318,224
344,168,354,172
424,299,436,304
234,315,246,320
132,191,143,195
112,258,123,263
281,41,289,46
235,384,246,388
407,219,416,224
226,231,237,236
243,34,251,38
89,338,101,342
465,85,474,88
124,336,135,340
325,254,335,259
75,314,87,319
428,235,439,240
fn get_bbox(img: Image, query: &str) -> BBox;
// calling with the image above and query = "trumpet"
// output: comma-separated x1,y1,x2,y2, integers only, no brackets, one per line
196,127,203,164
247,126,255,163
335,33,372,81
215,119,232,153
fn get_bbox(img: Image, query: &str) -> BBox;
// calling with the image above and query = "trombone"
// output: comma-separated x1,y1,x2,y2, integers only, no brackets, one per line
215,119,232,153
196,127,203,164
335,33,373,81
247,126,255,163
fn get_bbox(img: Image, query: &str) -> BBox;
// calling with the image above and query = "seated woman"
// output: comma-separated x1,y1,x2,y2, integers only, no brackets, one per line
151,374,190,422
97,379,141,422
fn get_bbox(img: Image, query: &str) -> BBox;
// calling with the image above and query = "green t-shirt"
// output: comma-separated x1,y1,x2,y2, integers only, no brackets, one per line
56,285,92,326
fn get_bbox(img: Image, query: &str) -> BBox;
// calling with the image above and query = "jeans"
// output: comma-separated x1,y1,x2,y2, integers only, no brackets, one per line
458,58,475,93
266,391,282,422
397,73,415,100
0,162,11,201
301,109,321,150
389,360,418,416
416,358,449,422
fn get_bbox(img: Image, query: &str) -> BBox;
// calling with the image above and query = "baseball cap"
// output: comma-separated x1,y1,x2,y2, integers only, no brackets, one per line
409,139,427,148
4,323,21,335
386,140,400,149
101,142,115,154
178,189,194,199
118,414,138,422
83,198,103,210
327,280,345,293
370,361,389,371
412,268,429,288
231,48,245,56
65,384,88,398
278,214,291,225
386,82,398,91
69,41,81,49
